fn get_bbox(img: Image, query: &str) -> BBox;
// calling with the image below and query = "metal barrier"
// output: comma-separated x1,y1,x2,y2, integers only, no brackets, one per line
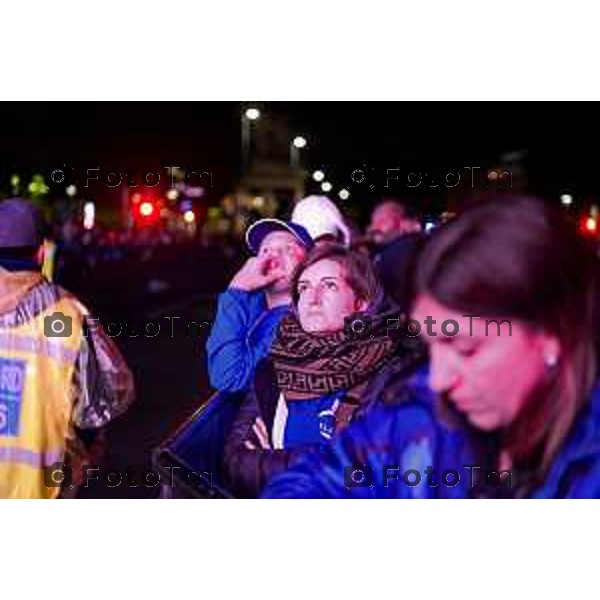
152,391,242,498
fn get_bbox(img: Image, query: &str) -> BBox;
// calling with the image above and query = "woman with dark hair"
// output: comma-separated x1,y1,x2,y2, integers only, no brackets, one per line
263,196,600,498
223,244,425,497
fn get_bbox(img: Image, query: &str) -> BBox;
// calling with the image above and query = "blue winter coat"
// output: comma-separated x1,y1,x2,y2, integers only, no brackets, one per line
206,288,288,393
263,373,600,499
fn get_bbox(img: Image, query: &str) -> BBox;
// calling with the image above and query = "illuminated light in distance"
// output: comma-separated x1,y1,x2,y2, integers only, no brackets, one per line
293,136,307,149
83,202,95,230
140,202,154,217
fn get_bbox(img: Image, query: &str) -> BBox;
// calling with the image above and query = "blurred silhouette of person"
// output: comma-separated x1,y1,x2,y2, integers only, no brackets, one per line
367,199,425,314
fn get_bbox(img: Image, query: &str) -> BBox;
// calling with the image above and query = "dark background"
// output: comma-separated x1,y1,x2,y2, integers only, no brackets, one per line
2,101,598,213
1,101,597,497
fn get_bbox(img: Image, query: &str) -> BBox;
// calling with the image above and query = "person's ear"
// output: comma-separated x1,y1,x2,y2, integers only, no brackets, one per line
354,298,369,313
540,334,561,369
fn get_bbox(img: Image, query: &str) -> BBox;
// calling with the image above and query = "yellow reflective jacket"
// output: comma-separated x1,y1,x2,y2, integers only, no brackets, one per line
0,268,135,498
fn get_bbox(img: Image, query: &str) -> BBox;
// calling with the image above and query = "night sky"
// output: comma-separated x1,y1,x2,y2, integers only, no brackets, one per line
1,102,598,221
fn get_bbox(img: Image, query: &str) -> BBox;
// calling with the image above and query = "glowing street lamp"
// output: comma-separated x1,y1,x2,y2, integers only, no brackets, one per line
166,188,179,201
291,136,307,170
242,107,261,169
10,174,20,194
313,170,325,182
293,136,307,149
321,181,332,193
245,107,261,121
560,193,573,206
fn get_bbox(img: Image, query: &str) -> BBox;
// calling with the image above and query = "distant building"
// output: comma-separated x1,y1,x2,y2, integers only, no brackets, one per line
235,112,305,228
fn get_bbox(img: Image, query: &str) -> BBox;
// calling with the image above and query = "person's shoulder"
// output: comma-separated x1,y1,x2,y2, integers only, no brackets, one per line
224,288,269,312
370,361,433,408
50,284,90,317
383,232,424,251
356,382,440,447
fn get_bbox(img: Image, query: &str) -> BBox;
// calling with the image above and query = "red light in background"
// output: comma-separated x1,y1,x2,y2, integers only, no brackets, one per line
580,216,598,236
140,202,154,217
131,196,160,226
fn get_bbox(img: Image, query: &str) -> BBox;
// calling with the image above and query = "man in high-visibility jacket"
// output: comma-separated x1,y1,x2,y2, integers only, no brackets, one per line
0,198,135,498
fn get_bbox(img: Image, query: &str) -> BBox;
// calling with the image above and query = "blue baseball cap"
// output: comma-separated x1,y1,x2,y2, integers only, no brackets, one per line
0,198,45,248
246,218,314,254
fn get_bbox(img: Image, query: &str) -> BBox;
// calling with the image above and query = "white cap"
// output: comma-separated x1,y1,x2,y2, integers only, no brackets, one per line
291,195,351,247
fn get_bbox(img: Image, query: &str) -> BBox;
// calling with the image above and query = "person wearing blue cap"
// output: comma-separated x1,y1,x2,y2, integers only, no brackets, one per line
206,218,313,393
0,198,135,498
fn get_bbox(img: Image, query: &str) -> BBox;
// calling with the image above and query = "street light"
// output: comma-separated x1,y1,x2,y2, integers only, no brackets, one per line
338,188,350,200
242,107,261,170
245,108,261,121
321,181,332,193
290,136,307,170
560,193,573,206
66,185,77,197
312,170,325,182
293,136,307,149
10,174,20,194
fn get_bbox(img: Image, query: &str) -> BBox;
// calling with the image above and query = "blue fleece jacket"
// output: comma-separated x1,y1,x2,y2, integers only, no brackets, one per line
206,288,289,393
263,374,600,499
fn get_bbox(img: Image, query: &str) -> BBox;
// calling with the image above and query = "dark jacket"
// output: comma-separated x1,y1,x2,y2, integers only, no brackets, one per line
262,367,495,499
263,373,600,499
373,232,426,313
223,342,427,498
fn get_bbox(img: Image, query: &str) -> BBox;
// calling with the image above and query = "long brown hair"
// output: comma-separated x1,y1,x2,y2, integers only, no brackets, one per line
415,196,599,477
291,244,382,308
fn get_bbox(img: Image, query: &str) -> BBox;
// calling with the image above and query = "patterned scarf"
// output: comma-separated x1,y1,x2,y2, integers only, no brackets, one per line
269,304,403,404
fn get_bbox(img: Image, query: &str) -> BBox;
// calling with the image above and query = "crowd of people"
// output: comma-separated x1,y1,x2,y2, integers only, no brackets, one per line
2,190,600,498
207,193,600,499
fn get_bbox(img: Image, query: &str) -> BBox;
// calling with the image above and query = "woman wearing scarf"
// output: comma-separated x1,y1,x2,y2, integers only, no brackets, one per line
223,244,425,497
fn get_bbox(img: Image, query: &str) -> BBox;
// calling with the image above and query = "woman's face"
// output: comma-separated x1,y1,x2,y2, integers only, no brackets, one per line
297,258,368,333
411,293,560,431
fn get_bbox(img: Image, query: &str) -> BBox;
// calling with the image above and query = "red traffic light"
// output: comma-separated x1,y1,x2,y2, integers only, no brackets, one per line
140,201,155,217
580,216,598,236
132,196,160,226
